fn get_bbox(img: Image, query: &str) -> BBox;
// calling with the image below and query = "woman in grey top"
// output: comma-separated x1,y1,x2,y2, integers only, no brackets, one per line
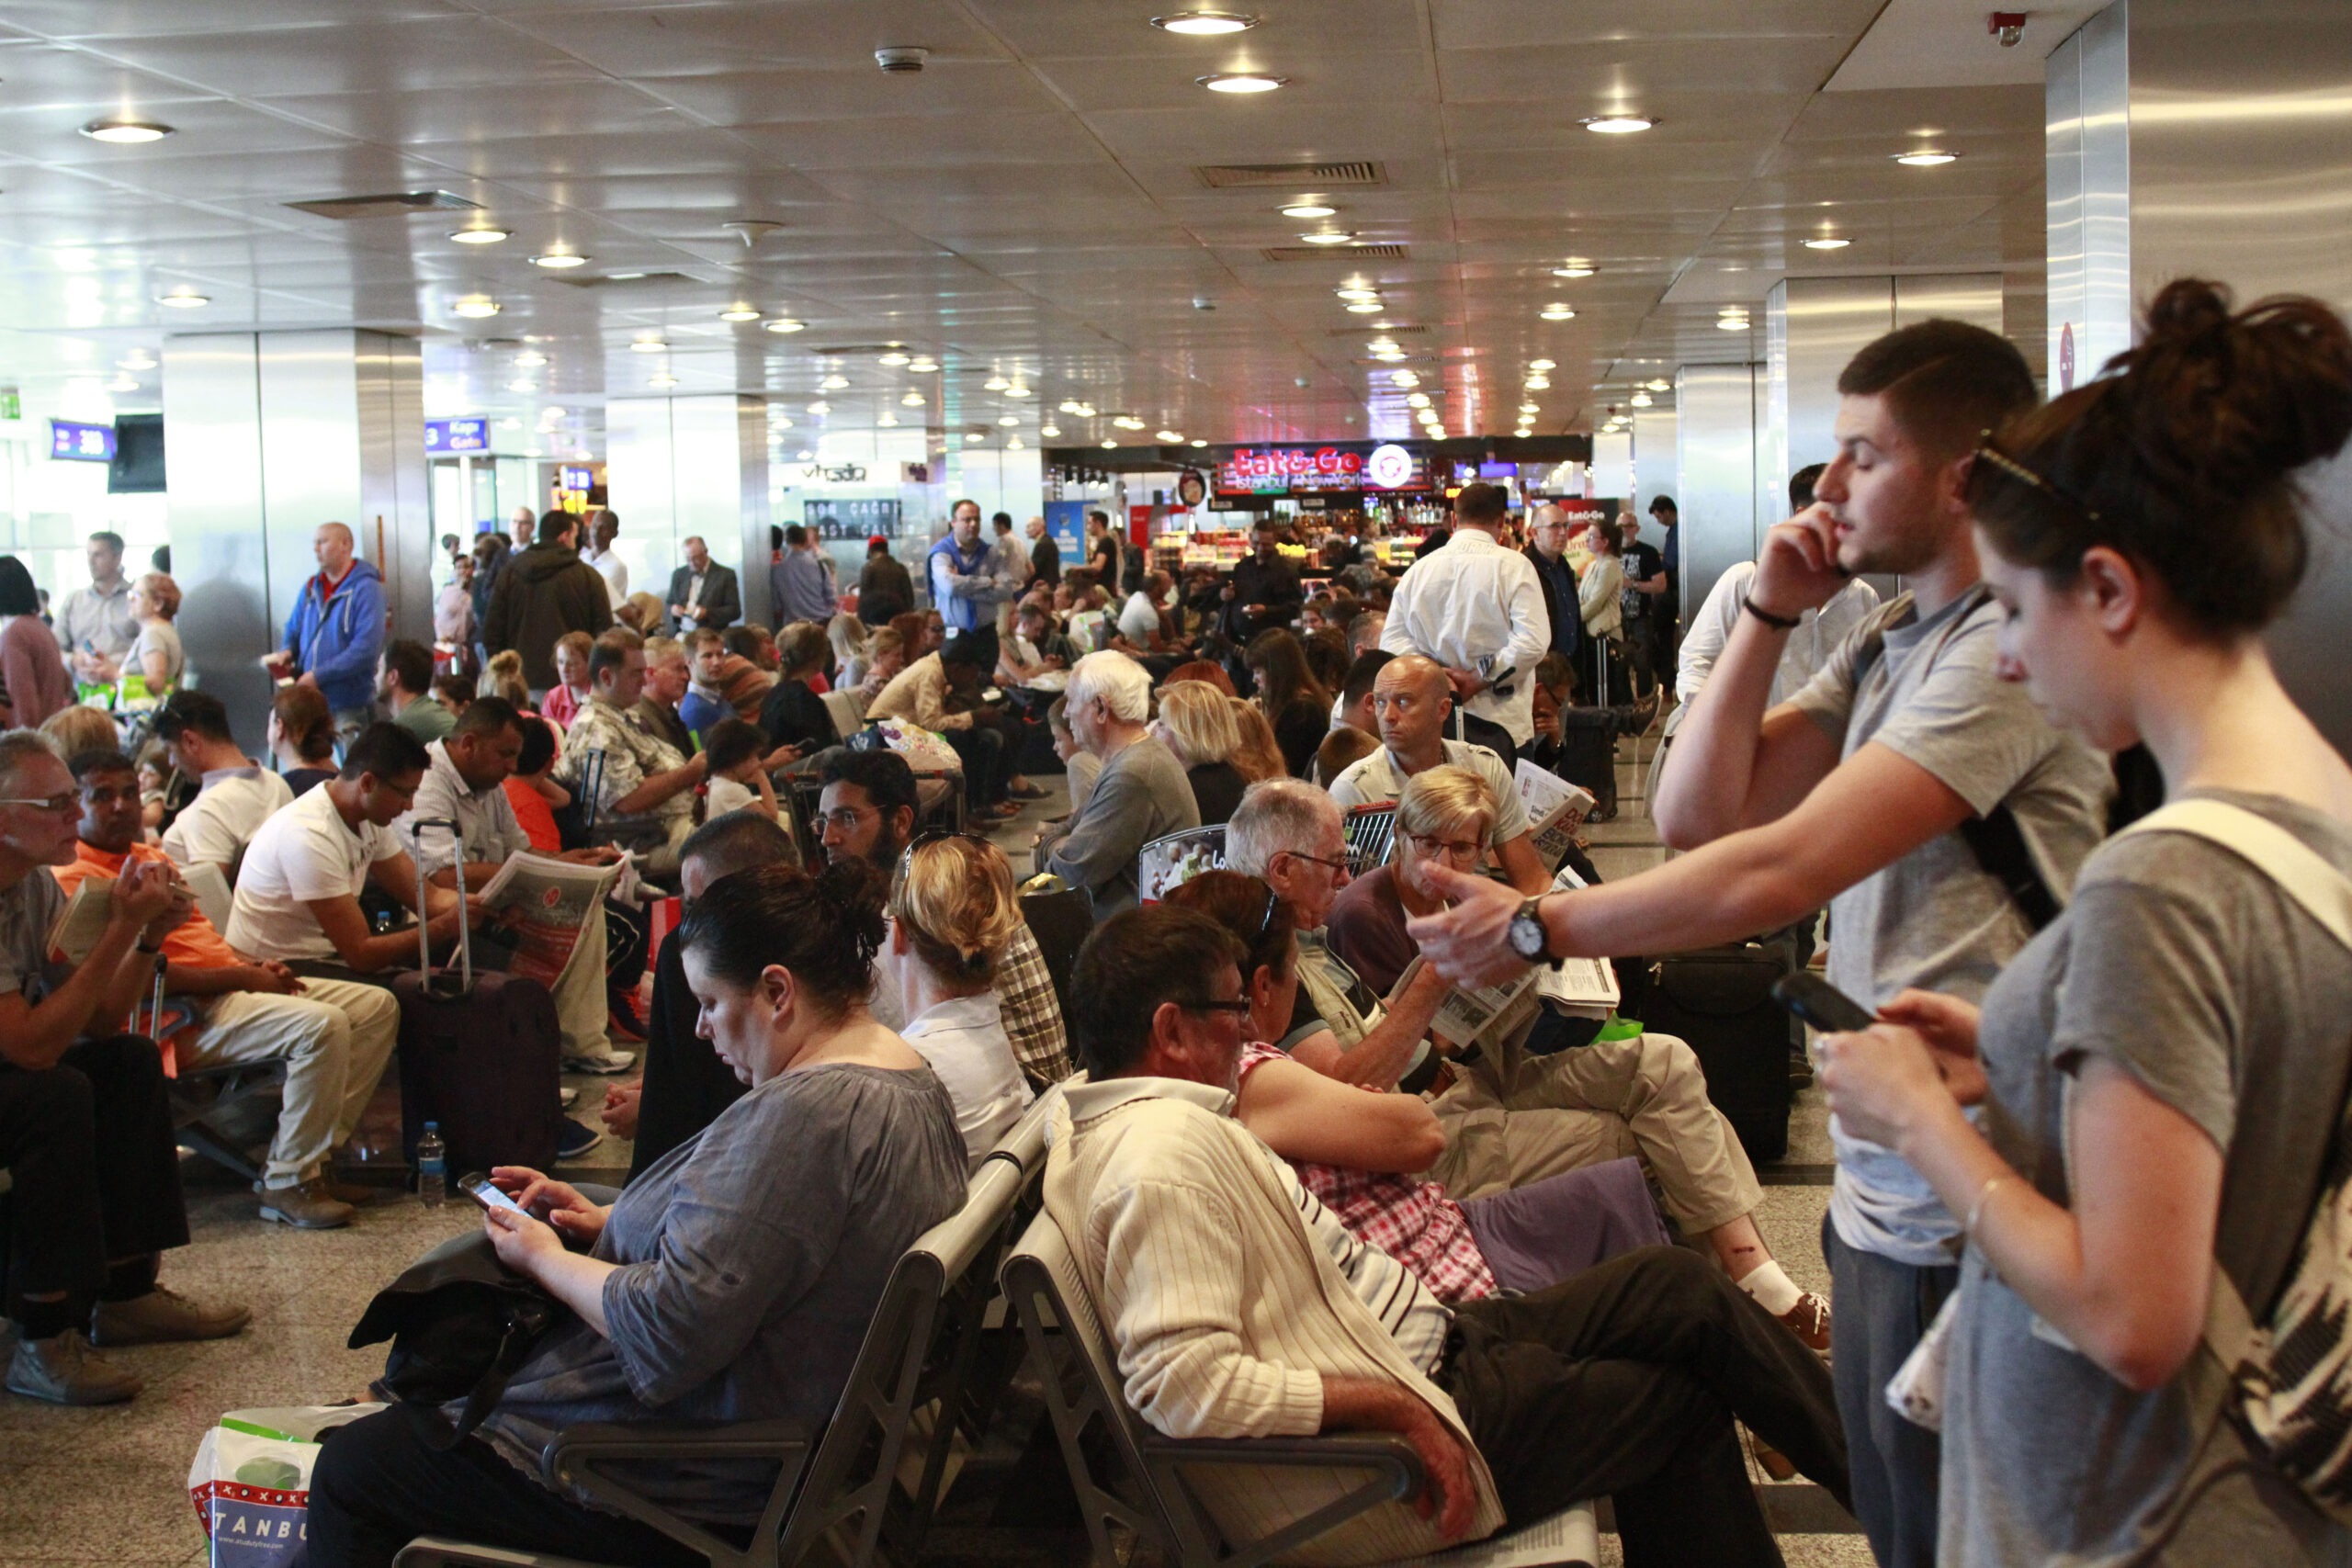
1821,278,2352,1564
310,859,967,1568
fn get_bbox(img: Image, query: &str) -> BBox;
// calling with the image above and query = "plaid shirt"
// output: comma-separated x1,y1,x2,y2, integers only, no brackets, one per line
999,921,1074,1085
1238,1045,1497,1304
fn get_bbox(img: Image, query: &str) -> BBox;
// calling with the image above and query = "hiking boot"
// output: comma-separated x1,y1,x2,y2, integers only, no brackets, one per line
6,1332,141,1405
258,1179,357,1231
1778,1292,1833,1357
89,1285,251,1348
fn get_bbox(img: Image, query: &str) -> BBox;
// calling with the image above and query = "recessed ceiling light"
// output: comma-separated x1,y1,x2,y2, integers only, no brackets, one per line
1113,415,1147,430
529,253,588,269
1336,288,1381,302
1893,151,1958,166
774,417,794,430
908,357,939,373
1299,231,1356,245
514,351,547,367
1153,10,1258,34
1553,260,1596,277
1155,429,1183,443
1345,301,1384,314
118,354,156,370
878,351,910,366
1373,350,1407,363
1582,115,1655,134
1041,423,1061,438
984,375,1011,390
1717,315,1750,330
1390,370,1418,388
106,373,138,392
1426,426,1447,439
878,412,900,427
967,432,986,443
1631,390,1653,407
506,379,537,392
999,414,1021,427
542,406,569,421
901,391,926,406
1406,393,1430,408
1007,436,1025,450
1802,236,1851,250
1282,202,1337,219
500,417,522,430
1529,358,1555,370
157,290,209,310
1718,306,1749,317
1199,73,1287,93
1646,378,1670,391
796,448,813,461
649,373,678,389
763,318,806,333
718,305,762,321
808,400,830,414
450,228,509,246
1057,400,1081,413
1519,401,1539,414
81,118,173,143
1006,385,1034,398
606,272,647,281
1102,439,1119,449
1071,402,1096,417
629,338,665,352
1192,438,1207,447
1539,305,1576,321
1525,374,1552,389
821,374,849,389
452,297,500,318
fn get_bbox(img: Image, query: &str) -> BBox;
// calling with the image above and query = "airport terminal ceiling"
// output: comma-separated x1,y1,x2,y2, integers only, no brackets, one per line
0,0,2086,457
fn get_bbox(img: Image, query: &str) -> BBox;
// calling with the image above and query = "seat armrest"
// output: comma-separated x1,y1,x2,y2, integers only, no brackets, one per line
540,1420,816,1568
1136,1432,1426,1568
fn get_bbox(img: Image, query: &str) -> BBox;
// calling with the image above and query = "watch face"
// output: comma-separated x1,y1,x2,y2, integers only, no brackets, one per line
1510,913,1544,960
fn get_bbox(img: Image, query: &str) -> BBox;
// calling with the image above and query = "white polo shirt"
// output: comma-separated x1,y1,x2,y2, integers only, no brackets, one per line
225,783,402,963
161,766,294,872
1326,737,1533,845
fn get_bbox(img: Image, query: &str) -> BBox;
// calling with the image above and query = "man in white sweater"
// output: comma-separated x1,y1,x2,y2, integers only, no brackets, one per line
1046,905,1846,1566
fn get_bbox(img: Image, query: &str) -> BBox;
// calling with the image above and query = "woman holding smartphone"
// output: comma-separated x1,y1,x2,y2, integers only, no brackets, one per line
1817,279,2352,1563
309,860,967,1568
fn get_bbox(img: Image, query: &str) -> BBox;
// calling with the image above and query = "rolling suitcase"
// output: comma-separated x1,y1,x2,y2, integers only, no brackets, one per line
1555,707,1618,819
393,818,562,1177
1634,939,1798,1163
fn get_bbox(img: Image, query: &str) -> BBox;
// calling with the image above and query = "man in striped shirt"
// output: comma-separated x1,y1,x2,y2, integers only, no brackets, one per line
1047,906,1847,1566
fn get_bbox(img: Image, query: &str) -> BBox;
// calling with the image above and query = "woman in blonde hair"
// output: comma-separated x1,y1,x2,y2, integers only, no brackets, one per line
828,613,871,688
881,835,1035,1168
124,571,183,696
1225,694,1287,784
1151,680,1249,826
478,648,531,710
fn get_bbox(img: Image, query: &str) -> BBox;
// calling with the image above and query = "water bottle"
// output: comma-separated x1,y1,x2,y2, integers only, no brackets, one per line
416,1122,447,1209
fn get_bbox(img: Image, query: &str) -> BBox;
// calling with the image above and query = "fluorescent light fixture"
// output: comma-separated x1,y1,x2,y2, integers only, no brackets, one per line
1519,402,1539,414
450,228,508,245
718,305,762,321
1336,288,1381,302
1525,374,1551,389
1717,315,1749,330
984,374,1011,390
606,272,646,281
1299,230,1356,245
878,351,910,366
1071,402,1096,417
1199,73,1287,93
1631,390,1653,407
628,338,666,352
878,412,900,427
1553,260,1596,277
1057,400,1082,413
1406,393,1430,408
506,379,537,392
1345,301,1384,313
1281,202,1336,219
1529,358,1555,370
1647,378,1671,391
1540,305,1576,321
1113,415,1147,430
1582,115,1654,134
1102,439,1118,448
1155,429,1182,443
1373,350,1408,363
908,357,939,373
807,400,830,414
1192,438,1207,447
1153,10,1257,34
1893,151,1958,166
452,297,500,318
81,118,173,143
1390,369,1418,388
967,432,986,442
1005,385,1033,398
821,374,849,389
901,391,926,406
1802,236,1850,250
649,373,678,388
529,253,587,269
763,318,806,333
1041,423,1062,438
1007,436,1025,450
106,374,138,392
514,351,547,367
999,414,1021,426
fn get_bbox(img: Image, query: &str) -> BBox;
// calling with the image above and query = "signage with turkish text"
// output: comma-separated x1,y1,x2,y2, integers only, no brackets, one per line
425,417,489,453
1213,442,1432,496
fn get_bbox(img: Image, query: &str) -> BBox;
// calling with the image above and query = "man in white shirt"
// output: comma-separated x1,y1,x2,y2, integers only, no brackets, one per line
393,697,639,1074
1380,482,1549,773
225,723,472,975
155,691,294,877
580,509,628,613
1328,656,1548,895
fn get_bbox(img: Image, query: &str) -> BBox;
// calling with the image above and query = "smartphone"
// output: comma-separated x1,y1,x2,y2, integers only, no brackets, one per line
1770,972,1876,1035
458,1171,528,1217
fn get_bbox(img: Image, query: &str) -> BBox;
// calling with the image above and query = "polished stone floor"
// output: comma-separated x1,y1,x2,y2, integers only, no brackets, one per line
0,726,1870,1567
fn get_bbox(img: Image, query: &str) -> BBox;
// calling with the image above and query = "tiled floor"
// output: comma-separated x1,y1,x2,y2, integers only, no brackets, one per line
2,735,1863,1567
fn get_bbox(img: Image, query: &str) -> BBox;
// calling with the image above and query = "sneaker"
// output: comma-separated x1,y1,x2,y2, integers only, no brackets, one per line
1777,1292,1833,1357
257,1179,356,1231
6,1332,141,1405
563,1048,636,1076
555,1118,604,1160
89,1286,250,1348
559,1086,580,1109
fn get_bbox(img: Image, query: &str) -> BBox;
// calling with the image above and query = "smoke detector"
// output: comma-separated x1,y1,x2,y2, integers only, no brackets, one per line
876,46,930,73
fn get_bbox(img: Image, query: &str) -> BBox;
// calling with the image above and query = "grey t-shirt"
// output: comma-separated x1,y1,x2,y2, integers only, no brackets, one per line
0,868,67,1004
1944,791,2352,1566
1787,588,2110,1265
475,1062,967,1525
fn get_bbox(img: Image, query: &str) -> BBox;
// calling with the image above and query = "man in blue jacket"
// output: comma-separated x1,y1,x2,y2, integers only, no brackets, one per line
263,522,385,747
926,497,1013,677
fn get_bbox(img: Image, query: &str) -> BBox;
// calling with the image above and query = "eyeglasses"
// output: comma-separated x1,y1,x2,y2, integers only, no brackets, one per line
1279,849,1351,874
1254,884,1281,943
815,806,876,832
1974,431,2101,523
1403,831,1485,863
0,793,79,813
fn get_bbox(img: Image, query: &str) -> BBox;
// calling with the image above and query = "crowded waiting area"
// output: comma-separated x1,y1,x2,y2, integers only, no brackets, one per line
0,3,2346,1566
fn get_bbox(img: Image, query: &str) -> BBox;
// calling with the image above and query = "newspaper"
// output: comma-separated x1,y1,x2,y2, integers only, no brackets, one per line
1530,858,1622,1019
46,875,118,965
1136,824,1229,904
1515,760,1596,872
1404,955,1543,1059
473,852,627,988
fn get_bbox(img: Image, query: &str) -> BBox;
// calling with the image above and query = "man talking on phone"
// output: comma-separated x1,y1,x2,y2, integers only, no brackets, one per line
1401,321,2112,1567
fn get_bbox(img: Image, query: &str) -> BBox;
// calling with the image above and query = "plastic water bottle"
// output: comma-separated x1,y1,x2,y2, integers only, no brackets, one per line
416,1122,447,1209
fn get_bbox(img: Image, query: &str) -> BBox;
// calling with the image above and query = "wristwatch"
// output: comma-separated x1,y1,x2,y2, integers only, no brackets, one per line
1508,896,1560,966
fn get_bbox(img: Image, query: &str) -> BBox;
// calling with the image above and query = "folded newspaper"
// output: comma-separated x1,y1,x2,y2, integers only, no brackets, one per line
473,852,627,988
1532,859,1621,1019
1515,760,1597,872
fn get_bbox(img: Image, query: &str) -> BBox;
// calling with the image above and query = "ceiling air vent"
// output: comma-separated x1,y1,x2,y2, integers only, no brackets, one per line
542,271,698,288
1263,243,1408,262
1327,323,1426,336
1196,160,1385,188
285,190,481,220
812,344,915,358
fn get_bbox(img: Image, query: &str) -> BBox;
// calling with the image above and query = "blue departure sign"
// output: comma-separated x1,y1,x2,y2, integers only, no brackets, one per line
425,417,489,453
50,420,116,462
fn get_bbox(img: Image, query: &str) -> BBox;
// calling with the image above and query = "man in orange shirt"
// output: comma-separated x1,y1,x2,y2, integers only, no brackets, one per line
57,749,398,1231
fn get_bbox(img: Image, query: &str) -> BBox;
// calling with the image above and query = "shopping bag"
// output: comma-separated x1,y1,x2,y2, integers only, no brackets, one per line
187,1404,383,1567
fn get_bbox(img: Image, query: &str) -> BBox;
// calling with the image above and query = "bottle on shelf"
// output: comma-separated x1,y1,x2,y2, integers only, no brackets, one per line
416,1122,447,1208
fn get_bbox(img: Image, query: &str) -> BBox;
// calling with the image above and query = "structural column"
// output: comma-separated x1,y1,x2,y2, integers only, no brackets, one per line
162,330,429,750
604,395,771,628
1671,364,1765,629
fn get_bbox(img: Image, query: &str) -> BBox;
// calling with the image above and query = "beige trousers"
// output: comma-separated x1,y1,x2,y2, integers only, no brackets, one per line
1426,1028,1761,1234
182,976,401,1189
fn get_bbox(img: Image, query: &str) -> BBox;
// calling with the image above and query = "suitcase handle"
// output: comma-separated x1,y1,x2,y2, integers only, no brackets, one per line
409,818,471,998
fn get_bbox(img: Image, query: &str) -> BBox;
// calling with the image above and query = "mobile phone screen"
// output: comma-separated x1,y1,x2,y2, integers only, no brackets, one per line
1770,973,1877,1035
458,1172,527,1216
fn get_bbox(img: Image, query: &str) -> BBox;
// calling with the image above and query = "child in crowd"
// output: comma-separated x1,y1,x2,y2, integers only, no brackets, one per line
478,649,530,709
503,714,567,853
699,717,783,825
854,626,907,704
542,630,594,730
432,673,474,716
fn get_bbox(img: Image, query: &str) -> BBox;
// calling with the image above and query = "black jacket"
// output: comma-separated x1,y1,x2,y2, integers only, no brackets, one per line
1526,546,1583,661
483,545,612,691
857,554,914,626
664,562,741,635
1030,532,1061,587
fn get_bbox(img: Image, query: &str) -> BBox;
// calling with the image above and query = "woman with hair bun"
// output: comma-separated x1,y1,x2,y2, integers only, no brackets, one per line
1820,278,2352,1564
308,859,967,1568
882,833,1035,1168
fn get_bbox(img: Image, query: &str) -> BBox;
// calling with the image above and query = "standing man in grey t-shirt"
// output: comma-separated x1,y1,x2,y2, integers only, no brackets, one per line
1398,320,2113,1568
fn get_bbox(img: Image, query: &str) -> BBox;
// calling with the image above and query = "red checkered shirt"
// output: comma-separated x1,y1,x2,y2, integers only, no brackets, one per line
1238,1044,1498,1304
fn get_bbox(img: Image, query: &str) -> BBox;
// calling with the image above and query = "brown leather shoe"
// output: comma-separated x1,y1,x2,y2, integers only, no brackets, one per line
1778,1292,1833,1356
